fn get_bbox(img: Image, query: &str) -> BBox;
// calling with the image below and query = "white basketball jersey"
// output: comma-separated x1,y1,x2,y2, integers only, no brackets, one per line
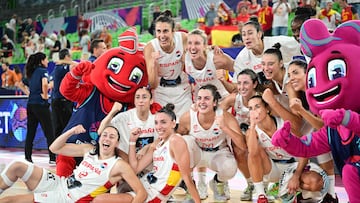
189,109,227,149
110,108,157,153
69,152,118,200
234,94,250,125
255,116,293,160
151,32,184,80
150,139,182,198
185,50,229,99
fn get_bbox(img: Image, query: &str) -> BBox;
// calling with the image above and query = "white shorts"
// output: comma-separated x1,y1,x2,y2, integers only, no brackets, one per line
153,73,192,121
264,159,295,182
140,175,174,203
33,169,73,202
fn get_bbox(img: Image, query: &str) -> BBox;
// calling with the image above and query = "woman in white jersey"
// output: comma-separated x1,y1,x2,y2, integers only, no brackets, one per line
94,104,201,203
178,84,248,202
0,125,147,203
98,87,158,156
287,58,337,201
144,10,192,120
247,95,295,202
185,29,232,100
261,43,303,136
219,69,260,201
214,19,301,79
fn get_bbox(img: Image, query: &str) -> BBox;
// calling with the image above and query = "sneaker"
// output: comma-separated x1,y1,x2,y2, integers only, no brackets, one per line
254,194,276,203
320,193,339,203
209,178,227,202
224,181,230,200
241,183,254,201
49,160,56,166
197,181,208,200
257,194,269,203
25,158,33,163
266,182,279,198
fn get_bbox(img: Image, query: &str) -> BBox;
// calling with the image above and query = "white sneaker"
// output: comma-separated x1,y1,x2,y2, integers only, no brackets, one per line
209,178,227,203
241,183,254,201
197,181,208,200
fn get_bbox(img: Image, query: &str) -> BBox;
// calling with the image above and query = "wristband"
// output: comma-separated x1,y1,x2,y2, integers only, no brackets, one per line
129,141,136,146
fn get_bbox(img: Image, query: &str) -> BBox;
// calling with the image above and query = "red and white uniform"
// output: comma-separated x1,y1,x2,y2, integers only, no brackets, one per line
110,108,157,153
188,108,237,181
33,152,118,202
234,94,250,125
150,32,192,119
184,50,229,100
141,139,182,203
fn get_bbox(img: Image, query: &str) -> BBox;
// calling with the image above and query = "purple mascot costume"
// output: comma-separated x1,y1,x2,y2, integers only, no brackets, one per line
272,19,360,202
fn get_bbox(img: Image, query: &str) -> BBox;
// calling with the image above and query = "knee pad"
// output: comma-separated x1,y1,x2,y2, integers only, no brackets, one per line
1,166,14,187
17,159,34,182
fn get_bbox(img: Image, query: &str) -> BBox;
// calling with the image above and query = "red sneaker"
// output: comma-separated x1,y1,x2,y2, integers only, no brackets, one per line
257,194,269,203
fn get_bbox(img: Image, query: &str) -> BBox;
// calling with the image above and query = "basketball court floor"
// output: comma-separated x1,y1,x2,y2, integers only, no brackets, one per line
0,148,349,202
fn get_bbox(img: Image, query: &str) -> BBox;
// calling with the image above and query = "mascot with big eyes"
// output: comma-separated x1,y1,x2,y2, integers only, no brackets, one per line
57,27,148,178
272,19,360,202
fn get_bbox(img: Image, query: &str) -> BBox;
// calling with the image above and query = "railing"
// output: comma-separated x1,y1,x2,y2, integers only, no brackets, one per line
48,9,55,19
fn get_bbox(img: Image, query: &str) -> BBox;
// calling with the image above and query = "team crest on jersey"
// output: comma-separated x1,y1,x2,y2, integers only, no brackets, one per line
213,128,220,135
101,162,108,169
206,69,213,76
193,124,200,133
176,50,181,58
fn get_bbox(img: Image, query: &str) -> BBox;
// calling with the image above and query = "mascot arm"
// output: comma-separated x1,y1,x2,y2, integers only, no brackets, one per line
272,121,331,157
320,108,360,135
60,61,95,104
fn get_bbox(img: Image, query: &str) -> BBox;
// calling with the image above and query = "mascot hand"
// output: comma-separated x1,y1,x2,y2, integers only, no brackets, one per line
319,108,345,128
272,121,292,148
72,61,95,78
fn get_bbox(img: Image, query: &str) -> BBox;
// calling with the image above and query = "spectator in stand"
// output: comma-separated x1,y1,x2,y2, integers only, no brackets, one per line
319,0,341,32
59,30,70,50
8,14,17,42
148,4,162,36
348,0,360,16
175,22,189,33
4,23,15,44
24,37,36,61
88,38,107,62
237,6,251,23
310,0,321,18
77,13,90,41
51,49,76,140
1,36,14,64
24,18,34,36
49,33,61,61
205,3,217,27
258,0,274,36
231,22,244,47
100,26,113,49
29,29,39,46
217,2,232,25
237,0,252,14
17,17,27,43
272,0,292,36
79,29,91,55
249,0,261,15
339,0,359,22
1,62,17,89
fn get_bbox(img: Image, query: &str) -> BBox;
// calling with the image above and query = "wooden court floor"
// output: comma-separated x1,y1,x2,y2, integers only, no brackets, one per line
0,148,349,202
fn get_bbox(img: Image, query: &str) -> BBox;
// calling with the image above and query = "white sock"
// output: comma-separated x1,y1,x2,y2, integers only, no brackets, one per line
328,175,336,198
198,172,206,184
253,181,265,196
246,177,253,184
